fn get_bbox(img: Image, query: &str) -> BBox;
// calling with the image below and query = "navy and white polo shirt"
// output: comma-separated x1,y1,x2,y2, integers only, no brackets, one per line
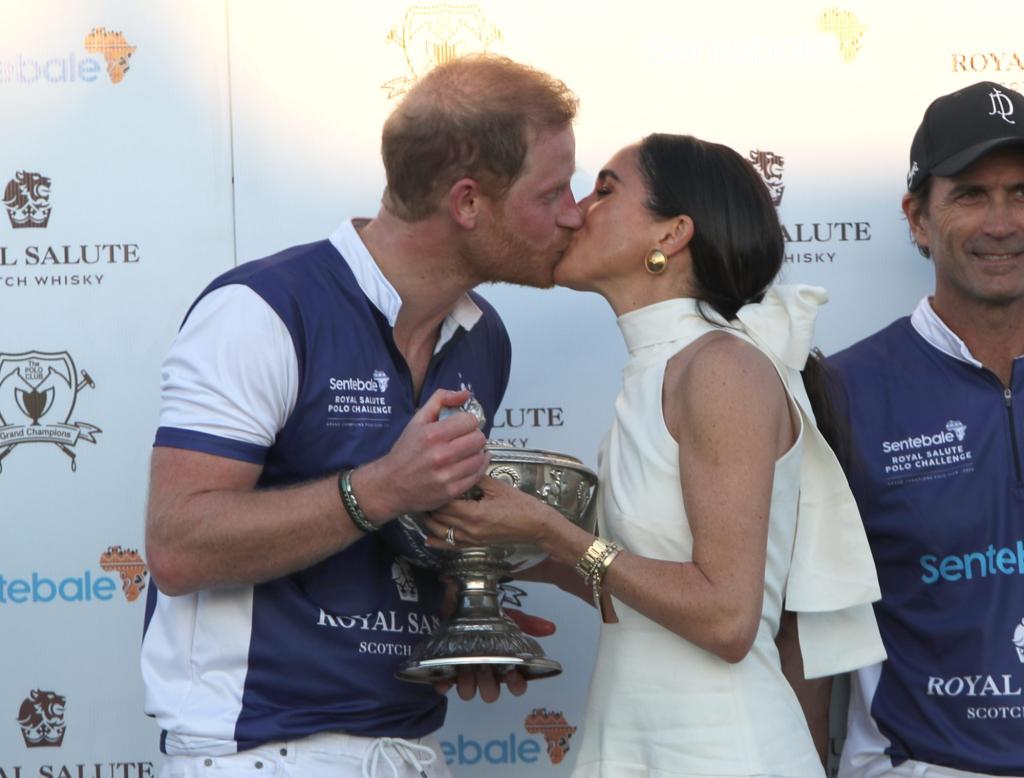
832,298,1024,778
141,220,511,756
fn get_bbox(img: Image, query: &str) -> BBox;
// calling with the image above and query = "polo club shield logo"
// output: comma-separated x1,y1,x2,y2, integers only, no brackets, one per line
0,351,101,472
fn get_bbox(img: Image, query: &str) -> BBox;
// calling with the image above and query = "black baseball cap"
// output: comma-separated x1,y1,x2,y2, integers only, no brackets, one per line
907,81,1024,192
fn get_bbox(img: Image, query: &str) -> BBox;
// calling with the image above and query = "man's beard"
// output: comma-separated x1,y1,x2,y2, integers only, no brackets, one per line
464,218,558,290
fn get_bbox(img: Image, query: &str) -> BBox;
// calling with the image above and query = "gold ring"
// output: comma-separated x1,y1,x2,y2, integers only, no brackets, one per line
445,526,456,546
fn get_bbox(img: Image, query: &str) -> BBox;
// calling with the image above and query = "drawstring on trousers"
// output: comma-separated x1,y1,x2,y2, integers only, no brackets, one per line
361,736,436,778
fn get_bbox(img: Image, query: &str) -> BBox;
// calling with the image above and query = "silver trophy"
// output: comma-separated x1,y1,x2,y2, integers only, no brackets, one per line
383,400,597,682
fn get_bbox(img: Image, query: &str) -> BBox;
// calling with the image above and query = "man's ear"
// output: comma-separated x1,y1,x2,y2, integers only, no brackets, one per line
448,177,484,229
658,214,695,258
902,192,930,251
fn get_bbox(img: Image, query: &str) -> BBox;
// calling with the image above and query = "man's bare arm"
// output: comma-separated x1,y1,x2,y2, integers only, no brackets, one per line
146,388,488,595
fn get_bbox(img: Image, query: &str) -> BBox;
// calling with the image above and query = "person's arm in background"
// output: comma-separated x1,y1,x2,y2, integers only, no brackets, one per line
776,610,832,765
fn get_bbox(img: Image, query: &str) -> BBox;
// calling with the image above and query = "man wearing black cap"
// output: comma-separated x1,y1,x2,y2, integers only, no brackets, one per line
831,80,1024,778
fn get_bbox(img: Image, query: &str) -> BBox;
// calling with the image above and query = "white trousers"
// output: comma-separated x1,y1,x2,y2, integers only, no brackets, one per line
158,731,454,778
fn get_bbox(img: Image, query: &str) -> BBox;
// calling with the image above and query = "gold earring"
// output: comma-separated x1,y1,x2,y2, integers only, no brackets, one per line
644,249,667,275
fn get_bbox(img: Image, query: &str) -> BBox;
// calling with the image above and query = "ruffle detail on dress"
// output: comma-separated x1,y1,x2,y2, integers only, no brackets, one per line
735,285,885,678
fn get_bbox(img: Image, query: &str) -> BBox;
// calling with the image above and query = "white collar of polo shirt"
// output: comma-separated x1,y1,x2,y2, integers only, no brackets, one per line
330,219,483,354
907,296,1024,368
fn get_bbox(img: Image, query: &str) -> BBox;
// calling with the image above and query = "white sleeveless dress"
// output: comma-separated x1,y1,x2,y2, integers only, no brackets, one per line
571,287,885,778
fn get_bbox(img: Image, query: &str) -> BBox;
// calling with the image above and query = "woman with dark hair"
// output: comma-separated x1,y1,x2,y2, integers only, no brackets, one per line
428,134,885,777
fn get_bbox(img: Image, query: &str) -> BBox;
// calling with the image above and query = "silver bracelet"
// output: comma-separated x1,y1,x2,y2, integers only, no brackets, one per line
337,468,379,533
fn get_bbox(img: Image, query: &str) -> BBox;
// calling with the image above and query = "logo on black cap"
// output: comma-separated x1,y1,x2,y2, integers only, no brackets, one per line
989,87,1016,125
907,164,921,191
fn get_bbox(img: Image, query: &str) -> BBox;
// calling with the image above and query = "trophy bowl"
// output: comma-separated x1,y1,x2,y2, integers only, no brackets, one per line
382,445,598,683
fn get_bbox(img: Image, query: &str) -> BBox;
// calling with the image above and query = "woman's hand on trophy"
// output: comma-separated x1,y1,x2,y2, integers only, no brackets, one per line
423,476,559,549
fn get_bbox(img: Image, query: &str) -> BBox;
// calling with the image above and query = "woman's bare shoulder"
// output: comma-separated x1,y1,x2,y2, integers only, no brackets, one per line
664,330,787,438
670,330,779,395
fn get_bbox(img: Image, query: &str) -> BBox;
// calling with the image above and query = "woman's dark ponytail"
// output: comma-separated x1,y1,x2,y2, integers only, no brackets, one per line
635,133,847,454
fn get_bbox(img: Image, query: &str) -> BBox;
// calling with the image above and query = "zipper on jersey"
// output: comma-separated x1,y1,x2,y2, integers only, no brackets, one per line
1005,386,1023,483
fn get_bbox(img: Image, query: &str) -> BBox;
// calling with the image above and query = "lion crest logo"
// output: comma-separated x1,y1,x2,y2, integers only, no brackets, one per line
524,708,577,765
749,150,785,207
382,4,503,98
3,171,52,229
99,546,149,602
0,351,101,473
17,689,67,748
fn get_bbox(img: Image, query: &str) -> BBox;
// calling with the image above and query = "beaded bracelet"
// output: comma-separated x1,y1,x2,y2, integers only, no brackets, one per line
337,468,379,534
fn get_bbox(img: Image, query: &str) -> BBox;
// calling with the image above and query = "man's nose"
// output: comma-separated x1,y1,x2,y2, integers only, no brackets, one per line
984,195,1023,238
557,190,584,230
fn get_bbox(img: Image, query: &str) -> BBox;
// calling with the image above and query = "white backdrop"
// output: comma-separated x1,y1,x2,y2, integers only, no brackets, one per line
2,0,1022,774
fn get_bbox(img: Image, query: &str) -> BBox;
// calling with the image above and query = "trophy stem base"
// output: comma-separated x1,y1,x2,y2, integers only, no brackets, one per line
396,654,562,684
396,554,562,683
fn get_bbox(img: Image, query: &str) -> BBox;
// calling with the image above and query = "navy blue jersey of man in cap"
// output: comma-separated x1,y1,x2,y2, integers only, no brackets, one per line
140,54,582,778
832,81,1024,778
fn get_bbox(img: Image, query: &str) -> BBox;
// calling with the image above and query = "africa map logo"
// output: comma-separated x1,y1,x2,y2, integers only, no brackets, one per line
817,8,866,63
524,708,577,764
99,546,149,602
83,27,136,84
